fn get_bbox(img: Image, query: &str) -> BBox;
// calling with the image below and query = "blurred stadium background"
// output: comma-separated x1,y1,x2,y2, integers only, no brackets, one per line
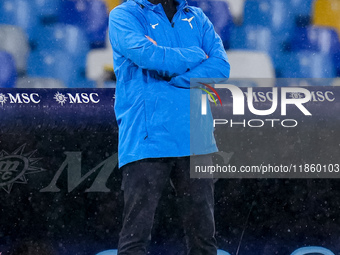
0,0,340,88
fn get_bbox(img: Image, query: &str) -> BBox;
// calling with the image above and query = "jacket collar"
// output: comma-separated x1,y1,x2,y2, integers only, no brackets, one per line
130,0,187,12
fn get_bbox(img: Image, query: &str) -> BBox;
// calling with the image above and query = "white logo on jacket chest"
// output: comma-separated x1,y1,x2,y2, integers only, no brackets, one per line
150,23,159,29
182,16,194,29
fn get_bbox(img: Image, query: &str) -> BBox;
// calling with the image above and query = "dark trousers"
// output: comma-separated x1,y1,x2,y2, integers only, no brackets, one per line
117,155,217,255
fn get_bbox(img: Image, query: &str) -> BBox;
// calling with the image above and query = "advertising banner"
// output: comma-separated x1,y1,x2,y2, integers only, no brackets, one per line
1,84,340,254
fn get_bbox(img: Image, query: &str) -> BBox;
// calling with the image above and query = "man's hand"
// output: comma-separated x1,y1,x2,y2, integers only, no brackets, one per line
145,35,157,45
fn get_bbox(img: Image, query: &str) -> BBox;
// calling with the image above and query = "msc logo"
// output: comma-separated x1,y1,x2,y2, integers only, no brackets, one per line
54,92,100,105
0,144,45,194
0,93,40,106
0,144,118,193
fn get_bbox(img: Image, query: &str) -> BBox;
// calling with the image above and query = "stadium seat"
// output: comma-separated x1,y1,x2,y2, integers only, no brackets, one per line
27,50,86,87
0,25,30,75
86,48,113,81
226,50,275,86
35,24,90,71
32,0,61,23
290,26,340,74
103,0,121,12
229,25,287,73
290,26,340,53
290,0,314,16
279,51,336,79
59,0,109,48
243,0,294,41
16,77,66,88
290,246,335,255
225,0,245,24
0,51,17,88
230,25,283,60
313,0,340,37
289,0,314,26
189,0,234,46
0,0,39,41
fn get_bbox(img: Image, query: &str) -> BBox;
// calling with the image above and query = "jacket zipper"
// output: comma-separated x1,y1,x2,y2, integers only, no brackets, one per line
164,7,185,47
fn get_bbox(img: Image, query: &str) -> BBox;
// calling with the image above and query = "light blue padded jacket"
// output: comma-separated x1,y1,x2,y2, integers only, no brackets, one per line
109,0,230,167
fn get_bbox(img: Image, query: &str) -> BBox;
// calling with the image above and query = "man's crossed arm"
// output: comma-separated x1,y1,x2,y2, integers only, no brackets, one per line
109,8,207,78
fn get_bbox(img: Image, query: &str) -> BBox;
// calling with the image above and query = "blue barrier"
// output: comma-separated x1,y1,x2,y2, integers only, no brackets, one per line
0,86,339,254
0,86,339,129
95,249,231,254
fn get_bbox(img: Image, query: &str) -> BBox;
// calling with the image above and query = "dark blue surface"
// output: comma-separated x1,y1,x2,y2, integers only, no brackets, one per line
59,0,108,48
0,87,339,255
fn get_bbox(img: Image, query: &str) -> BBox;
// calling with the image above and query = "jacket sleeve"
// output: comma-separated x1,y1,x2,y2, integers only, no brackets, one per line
109,7,207,78
168,9,230,88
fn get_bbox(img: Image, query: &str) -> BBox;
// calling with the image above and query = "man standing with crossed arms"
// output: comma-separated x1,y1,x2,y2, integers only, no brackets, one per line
109,0,230,253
